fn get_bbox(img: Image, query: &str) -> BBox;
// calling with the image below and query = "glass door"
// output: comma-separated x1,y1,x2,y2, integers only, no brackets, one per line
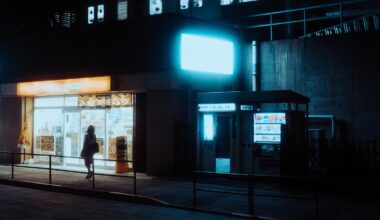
106,107,134,168
80,109,106,166
201,114,216,172
64,111,80,165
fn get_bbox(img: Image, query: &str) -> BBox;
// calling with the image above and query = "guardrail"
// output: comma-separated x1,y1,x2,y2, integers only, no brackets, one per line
0,151,137,195
193,171,319,219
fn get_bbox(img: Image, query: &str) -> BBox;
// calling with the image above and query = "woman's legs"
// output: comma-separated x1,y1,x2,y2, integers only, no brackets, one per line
85,158,93,178
85,163,91,173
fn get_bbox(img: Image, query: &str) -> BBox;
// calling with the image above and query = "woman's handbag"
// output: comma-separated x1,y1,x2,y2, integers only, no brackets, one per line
89,142,99,154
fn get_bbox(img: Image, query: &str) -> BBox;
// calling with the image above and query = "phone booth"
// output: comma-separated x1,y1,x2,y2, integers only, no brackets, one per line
196,90,309,175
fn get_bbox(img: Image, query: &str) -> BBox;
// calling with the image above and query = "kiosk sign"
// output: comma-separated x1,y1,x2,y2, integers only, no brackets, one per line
198,103,236,112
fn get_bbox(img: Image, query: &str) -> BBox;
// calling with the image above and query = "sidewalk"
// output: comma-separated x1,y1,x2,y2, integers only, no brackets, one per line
0,165,379,220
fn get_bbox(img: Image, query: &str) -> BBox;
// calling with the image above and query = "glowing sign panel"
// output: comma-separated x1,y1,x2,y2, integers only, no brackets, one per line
180,33,234,74
203,114,214,141
254,113,286,144
216,158,230,173
198,103,236,112
17,76,111,96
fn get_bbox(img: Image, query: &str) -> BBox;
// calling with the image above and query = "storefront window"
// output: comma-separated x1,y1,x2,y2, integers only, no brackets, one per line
35,97,64,108
33,93,134,171
64,96,78,107
34,108,64,163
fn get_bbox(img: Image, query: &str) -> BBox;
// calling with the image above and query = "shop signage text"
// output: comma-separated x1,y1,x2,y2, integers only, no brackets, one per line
17,76,111,96
198,103,236,112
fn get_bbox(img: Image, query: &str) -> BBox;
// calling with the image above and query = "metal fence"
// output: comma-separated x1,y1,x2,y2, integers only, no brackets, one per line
309,137,380,192
193,171,319,219
0,151,137,194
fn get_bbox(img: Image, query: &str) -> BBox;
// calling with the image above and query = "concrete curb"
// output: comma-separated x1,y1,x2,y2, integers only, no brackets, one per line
0,178,271,219
0,178,168,206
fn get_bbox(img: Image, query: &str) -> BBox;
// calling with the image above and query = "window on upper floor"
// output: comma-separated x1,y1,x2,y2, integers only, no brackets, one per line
221,0,234,5
117,0,128,21
88,4,105,24
194,0,203,7
50,9,77,29
180,0,189,10
239,0,257,3
88,6,95,24
97,4,105,22
180,0,203,10
150,0,163,15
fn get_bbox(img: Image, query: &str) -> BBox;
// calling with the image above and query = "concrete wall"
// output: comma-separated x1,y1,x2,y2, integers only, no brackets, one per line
260,33,380,139
146,89,193,176
0,97,22,162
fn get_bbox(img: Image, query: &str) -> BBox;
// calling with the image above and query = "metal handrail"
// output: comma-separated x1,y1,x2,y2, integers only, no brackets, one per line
0,151,133,163
301,13,378,38
0,151,137,194
245,0,371,40
247,0,365,18
193,171,319,219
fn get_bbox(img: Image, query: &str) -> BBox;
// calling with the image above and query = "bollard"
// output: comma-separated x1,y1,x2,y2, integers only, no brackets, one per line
133,167,137,195
248,177,254,215
92,163,95,189
315,182,319,220
11,152,14,179
193,173,197,207
49,155,52,184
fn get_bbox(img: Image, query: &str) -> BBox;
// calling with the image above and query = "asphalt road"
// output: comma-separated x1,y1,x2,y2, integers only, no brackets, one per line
0,185,240,220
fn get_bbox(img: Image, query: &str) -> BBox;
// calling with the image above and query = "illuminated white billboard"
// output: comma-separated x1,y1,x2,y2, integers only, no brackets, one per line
180,33,234,75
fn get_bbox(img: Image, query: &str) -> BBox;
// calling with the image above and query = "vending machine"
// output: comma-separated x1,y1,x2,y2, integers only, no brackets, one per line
253,112,285,175
253,111,306,176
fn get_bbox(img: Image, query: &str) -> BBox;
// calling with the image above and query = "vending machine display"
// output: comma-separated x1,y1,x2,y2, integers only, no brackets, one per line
254,113,286,144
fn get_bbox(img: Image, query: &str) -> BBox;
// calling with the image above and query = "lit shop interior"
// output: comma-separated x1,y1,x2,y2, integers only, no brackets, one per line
17,76,134,171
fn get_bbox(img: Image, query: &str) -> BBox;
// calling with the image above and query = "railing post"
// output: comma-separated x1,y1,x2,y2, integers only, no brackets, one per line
92,162,95,189
248,176,254,216
270,14,273,41
49,155,52,184
339,3,343,31
193,172,197,207
315,178,319,220
133,163,137,195
11,152,14,179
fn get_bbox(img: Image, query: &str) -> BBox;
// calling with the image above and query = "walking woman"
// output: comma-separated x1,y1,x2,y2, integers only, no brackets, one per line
80,125,97,178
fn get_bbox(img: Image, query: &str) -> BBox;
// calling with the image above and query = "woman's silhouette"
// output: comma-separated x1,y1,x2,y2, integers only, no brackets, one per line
81,125,96,178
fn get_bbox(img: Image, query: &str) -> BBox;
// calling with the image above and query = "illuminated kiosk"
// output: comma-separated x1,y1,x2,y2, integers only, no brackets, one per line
196,90,309,175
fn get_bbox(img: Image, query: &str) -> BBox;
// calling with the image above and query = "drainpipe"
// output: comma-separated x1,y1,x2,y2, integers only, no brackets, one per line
285,0,296,38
